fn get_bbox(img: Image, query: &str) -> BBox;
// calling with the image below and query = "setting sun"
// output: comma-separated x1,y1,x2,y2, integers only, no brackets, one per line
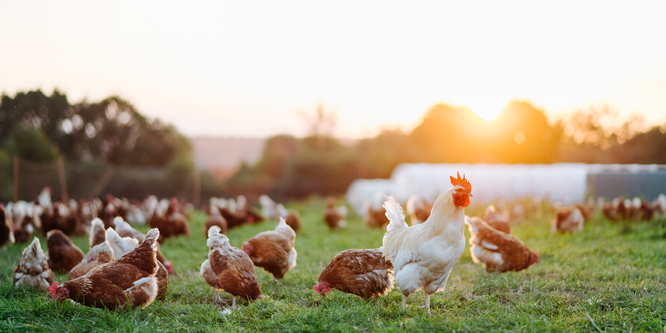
465,100,508,122
2,1,666,138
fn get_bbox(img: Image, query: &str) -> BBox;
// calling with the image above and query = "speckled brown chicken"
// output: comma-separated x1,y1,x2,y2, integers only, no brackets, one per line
314,248,394,299
46,229,84,273
465,216,539,273
201,226,263,308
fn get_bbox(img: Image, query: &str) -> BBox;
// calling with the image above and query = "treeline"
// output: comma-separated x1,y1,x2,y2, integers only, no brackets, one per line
225,101,666,201
3,90,664,203
0,89,220,202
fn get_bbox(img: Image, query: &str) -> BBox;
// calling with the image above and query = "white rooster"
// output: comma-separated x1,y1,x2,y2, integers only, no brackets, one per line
382,172,472,313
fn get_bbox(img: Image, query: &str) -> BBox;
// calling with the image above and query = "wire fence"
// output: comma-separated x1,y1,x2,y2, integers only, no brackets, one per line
8,157,204,207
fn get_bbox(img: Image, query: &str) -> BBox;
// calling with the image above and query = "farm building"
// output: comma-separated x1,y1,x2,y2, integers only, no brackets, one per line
345,163,666,214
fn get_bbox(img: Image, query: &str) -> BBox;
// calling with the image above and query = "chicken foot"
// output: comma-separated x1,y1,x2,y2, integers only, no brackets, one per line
417,293,432,314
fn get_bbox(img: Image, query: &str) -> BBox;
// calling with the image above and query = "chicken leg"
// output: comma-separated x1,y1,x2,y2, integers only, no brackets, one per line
214,290,221,305
401,294,407,310
416,293,432,313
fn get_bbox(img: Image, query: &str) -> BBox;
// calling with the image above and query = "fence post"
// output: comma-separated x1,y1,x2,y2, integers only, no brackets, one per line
58,158,68,202
13,156,19,202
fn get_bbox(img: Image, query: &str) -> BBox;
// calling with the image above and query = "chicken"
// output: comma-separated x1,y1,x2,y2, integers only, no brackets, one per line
106,227,168,300
14,237,55,290
638,199,660,221
61,202,87,236
89,218,106,249
406,194,432,226
116,198,147,225
98,201,118,229
602,200,620,222
78,199,99,226
236,195,265,223
323,197,347,229
200,226,263,308
1,203,15,248
654,193,666,219
205,199,228,236
574,203,594,223
217,198,251,229
242,217,297,280
245,205,266,224
465,216,539,273
49,229,161,309
284,209,301,233
41,201,80,236
363,196,389,229
46,229,84,273
259,194,278,219
68,241,114,279
483,205,511,234
551,206,584,233
114,217,173,273
13,222,33,244
625,198,642,221
35,187,54,232
11,202,40,244
382,172,471,313
314,248,394,299
276,204,301,232
647,199,663,220
150,198,190,242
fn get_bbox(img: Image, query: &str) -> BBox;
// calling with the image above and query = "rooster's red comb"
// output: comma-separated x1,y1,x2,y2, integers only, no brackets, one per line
450,171,472,193
48,281,58,297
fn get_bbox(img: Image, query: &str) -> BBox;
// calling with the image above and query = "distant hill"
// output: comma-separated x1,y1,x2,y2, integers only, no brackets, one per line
190,136,266,179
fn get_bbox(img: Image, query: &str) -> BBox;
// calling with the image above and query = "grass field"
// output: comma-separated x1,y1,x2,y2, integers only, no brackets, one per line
2,197,666,332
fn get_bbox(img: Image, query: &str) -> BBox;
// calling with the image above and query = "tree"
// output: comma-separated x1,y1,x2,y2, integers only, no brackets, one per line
0,89,70,144
490,100,561,163
355,129,408,178
3,127,59,163
298,104,338,138
0,90,191,167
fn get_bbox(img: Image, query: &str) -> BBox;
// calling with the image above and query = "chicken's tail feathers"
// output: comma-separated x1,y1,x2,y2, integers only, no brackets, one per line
383,196,408,232
105,227,122,246
145,228,159,241
143,229,160,253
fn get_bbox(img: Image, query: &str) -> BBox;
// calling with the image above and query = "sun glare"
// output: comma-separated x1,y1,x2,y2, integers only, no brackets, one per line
466,100,506,122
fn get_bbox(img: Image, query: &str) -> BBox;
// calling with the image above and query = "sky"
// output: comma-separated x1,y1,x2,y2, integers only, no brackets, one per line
1,1,665,138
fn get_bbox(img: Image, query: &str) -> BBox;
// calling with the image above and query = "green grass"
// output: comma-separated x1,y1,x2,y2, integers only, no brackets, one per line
2,197,666,332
